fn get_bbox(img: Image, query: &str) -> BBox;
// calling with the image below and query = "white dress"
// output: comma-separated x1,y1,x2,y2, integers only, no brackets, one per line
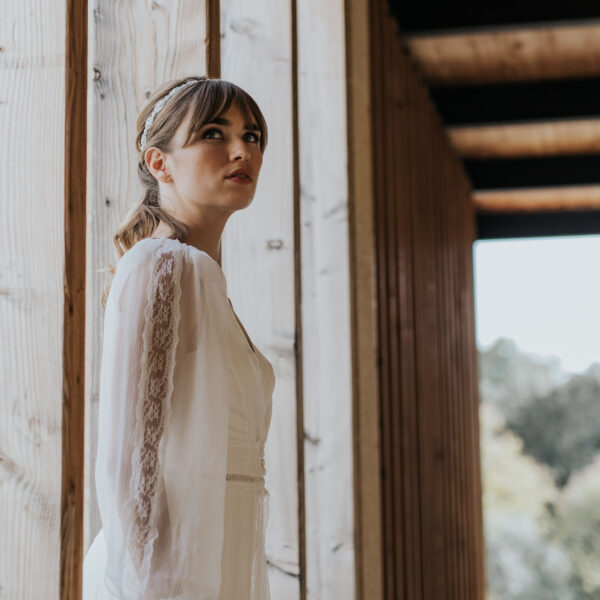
83,237,275,600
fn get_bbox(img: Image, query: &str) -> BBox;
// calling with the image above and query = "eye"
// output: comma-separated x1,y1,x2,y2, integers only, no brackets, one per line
202,127,223,139
245,131,261,143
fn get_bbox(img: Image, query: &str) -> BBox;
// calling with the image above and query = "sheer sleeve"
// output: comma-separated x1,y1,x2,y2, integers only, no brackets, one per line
93,238,231,600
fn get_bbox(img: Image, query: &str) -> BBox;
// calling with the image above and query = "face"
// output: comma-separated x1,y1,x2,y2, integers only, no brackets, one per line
146,101,263,215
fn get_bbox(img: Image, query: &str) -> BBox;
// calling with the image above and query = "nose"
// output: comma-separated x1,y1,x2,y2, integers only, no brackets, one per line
230,138,251,162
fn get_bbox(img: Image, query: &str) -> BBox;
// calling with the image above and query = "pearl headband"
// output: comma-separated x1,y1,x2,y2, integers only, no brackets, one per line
140,78,202,150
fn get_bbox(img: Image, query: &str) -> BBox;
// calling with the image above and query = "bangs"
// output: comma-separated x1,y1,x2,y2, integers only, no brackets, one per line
182,80,267,152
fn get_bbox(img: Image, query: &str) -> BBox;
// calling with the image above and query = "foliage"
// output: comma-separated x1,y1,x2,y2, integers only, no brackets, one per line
551,455,600,597
478,337,568,421
506,373,600,487
480,403,574,599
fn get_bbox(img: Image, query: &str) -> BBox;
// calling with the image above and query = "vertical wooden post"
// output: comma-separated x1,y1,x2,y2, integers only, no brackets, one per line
62,0,87,598
370,0,486,598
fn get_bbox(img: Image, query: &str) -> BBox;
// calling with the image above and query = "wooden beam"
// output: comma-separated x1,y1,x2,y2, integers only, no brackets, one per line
404,24,600,85
62,0,87,598
449,119,600,158
473,185,600,212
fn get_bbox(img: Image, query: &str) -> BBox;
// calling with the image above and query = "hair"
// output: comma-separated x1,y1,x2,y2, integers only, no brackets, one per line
101,75,269,309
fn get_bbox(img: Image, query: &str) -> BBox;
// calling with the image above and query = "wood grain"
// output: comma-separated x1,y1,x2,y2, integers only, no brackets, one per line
0,1,66,598
405,23,600,85
219,1,301,597
296,0,357,598
62,0,87,598
473,185,600,212
372,0,486,597
449,119,600,159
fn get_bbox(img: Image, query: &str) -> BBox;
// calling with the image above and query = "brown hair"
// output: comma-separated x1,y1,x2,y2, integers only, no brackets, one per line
101,75,268,308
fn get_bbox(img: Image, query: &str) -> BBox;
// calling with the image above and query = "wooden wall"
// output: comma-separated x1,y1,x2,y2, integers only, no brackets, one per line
0,1,67,598
370,1,486,598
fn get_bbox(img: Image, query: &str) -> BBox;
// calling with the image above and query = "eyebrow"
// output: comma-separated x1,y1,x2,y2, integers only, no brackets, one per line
207,116,260,132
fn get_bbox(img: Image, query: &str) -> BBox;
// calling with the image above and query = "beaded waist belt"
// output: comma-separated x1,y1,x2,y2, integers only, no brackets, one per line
225,441,266,483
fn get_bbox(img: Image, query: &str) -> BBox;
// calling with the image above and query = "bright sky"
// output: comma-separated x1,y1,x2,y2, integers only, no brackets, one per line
473,234,600,375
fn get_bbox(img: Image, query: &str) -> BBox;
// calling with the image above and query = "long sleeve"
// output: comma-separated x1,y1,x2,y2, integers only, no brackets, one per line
94,238,232,600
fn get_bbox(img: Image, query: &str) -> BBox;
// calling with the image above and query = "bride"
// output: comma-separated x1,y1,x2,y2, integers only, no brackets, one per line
83,76,275,600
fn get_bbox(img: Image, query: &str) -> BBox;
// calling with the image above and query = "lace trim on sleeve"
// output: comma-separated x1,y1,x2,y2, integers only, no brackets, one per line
126,245,183,584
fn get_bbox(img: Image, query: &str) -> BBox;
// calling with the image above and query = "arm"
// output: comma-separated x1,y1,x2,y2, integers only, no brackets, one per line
95,242,184,599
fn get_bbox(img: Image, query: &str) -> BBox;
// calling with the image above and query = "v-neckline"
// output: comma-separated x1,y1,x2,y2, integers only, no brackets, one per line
227,297,257,355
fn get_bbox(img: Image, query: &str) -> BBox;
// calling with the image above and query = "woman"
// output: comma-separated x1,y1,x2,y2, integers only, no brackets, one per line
83,76,275,600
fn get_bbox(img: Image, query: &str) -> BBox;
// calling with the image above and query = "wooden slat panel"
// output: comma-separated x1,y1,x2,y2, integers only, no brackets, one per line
0,2,66,598
219,1,301,597
86,0,209,550
296,1,356,599
62,0,87,598
346,0,385,597
404,24,600,86
449,119,600,159
372,1,486,597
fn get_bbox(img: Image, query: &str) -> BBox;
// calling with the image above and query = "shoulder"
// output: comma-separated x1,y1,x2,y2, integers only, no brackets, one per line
116,237,226,290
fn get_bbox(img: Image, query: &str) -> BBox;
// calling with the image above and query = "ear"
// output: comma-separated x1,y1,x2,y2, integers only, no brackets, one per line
145,147,172,183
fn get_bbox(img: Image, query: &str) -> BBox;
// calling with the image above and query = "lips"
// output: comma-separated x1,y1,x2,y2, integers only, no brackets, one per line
227,168,252,181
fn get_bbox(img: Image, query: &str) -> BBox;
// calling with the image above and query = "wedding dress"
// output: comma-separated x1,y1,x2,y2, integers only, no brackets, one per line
82,236,275,600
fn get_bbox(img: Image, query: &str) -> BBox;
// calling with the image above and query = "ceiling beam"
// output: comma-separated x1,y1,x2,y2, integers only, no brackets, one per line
449,119,600,158
404,24,600,85
473,185,600,212
465,154,600,189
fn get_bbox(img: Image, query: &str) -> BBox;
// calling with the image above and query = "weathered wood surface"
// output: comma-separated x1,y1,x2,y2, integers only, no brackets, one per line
372,0,486,597
297,0,356,598
86,0,209,550
449,119,600,159
0,2,66,598
405,23,600,85
219,1,301,597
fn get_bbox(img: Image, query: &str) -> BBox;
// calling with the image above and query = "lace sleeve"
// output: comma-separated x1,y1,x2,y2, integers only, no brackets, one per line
94,241,184,599
126,248,182,577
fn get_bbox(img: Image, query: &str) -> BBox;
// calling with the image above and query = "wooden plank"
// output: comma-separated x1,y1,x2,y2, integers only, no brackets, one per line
62,0,87,598
473,185,600,211
219,1,301,597
449,119,600,159
0,2,66,599
404,23,600,85
346,0,385,597
86,0,210,552
296,0,356,598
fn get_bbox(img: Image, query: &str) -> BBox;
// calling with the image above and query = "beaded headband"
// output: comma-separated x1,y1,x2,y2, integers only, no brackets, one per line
140,78,204,150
